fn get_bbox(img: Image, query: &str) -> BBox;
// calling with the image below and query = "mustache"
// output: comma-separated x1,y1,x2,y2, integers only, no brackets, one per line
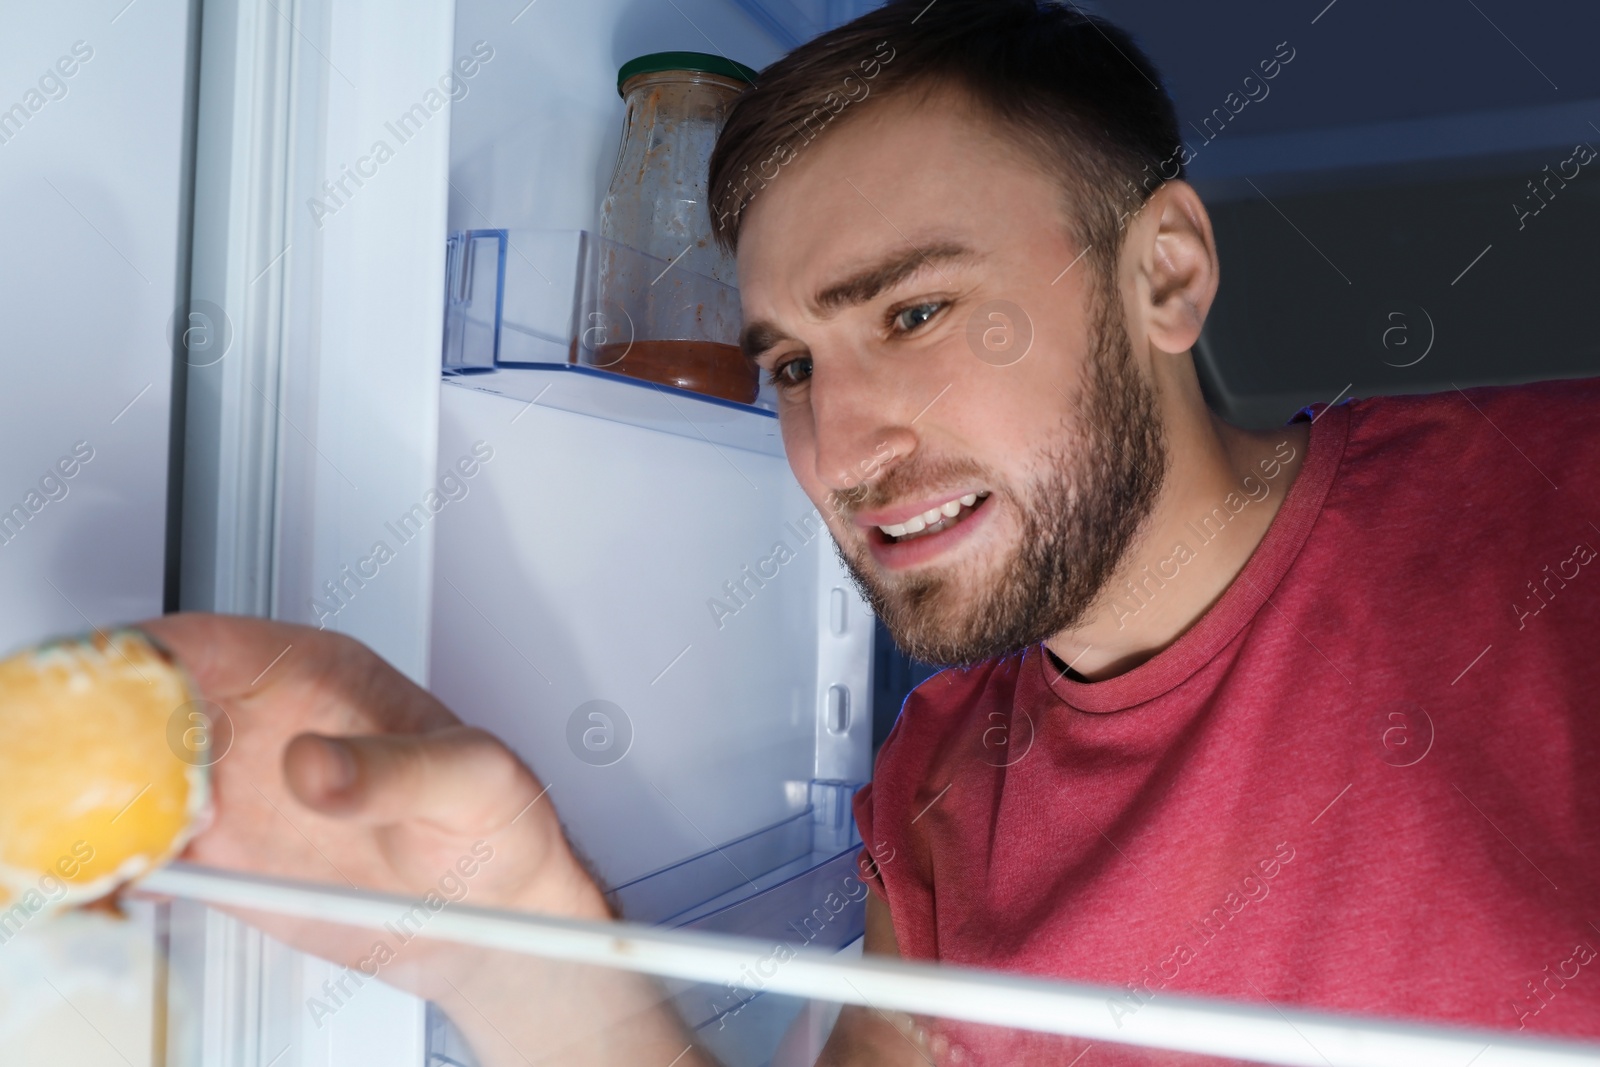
830,456,995,520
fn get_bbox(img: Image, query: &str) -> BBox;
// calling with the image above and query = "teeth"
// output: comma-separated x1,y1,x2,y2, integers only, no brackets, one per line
877,492,987,541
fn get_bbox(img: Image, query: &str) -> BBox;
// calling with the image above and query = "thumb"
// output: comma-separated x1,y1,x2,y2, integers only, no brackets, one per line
283,725,545,836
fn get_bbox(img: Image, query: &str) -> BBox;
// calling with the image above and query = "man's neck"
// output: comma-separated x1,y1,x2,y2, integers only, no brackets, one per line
1045,409,1312,683
1043,644,1092,683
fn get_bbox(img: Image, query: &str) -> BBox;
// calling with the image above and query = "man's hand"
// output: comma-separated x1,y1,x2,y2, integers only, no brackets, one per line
135,614,715,1065
135,613,611,999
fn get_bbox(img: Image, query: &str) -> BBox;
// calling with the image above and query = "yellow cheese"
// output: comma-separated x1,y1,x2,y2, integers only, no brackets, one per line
0,629,210,916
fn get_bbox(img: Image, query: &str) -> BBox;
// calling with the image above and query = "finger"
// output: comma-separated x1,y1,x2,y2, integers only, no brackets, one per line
135,612,314,699
283,726,545,836
138,613,457,734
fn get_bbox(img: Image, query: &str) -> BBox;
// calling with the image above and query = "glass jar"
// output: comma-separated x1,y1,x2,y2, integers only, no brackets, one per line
582,52,760,404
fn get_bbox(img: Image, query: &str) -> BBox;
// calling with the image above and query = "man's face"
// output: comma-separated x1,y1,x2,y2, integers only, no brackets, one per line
736,91,1168,666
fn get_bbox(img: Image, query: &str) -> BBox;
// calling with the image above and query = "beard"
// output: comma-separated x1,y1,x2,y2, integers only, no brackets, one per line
829,281,1169,668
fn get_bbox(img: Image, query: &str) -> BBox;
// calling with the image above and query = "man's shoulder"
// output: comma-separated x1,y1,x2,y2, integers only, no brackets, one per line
1345,375,1599,443
1336,375,1600,493
875,652,1034,772
903,653,1031,716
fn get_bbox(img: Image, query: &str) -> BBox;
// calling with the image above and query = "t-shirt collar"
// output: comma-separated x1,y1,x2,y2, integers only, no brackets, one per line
1032,399,1352,714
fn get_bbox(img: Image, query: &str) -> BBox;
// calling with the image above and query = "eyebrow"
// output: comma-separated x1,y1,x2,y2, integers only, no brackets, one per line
740,241,980,362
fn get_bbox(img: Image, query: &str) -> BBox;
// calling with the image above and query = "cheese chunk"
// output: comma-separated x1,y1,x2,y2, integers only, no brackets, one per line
0,629,210,915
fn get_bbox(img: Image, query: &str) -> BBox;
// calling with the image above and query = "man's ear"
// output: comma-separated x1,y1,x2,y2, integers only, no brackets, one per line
1131,180,1219,356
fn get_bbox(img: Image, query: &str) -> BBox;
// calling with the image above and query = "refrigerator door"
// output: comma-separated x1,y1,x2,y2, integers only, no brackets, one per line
173,0,458,1061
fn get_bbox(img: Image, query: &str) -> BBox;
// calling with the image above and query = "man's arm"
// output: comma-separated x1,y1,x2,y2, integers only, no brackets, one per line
811,892,947,1064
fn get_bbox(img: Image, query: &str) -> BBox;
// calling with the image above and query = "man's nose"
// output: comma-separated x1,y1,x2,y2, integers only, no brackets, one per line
809,359,918,501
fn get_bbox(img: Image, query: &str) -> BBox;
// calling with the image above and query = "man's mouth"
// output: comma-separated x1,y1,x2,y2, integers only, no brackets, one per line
872,491,991,544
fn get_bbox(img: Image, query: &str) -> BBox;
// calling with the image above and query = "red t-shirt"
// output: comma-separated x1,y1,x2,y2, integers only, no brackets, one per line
853,378,1600,1065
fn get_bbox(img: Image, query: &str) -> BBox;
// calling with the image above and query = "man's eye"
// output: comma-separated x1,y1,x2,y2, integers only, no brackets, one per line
892,302,945,333
768,356,813,388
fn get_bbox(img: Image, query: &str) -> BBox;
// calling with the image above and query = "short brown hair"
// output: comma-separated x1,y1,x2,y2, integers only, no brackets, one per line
708,0,1183,287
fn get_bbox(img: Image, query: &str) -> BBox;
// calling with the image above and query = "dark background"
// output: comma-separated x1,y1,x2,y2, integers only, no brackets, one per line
872,0,1600,755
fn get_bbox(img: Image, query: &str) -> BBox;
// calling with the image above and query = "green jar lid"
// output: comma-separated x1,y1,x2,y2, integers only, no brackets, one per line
617,51,760,96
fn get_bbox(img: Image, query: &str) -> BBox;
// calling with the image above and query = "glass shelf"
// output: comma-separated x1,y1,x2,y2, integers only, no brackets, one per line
115,862,1600,1067
441,364,783,457
613,781,864,937
606,781,868,1037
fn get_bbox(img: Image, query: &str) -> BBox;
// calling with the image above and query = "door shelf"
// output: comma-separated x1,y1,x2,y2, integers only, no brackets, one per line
441,228,779,444
610,779,868,1036
443,365,783,457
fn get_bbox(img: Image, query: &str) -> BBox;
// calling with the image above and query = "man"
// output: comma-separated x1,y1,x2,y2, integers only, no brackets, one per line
141,0,1600,1063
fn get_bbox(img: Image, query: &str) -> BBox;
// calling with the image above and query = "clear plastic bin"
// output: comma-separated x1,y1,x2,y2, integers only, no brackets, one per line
440,228,775,411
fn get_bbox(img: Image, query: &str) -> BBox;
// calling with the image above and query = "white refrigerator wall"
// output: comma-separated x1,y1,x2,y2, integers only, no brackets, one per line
432,378,877,887
447,0,784,235
0,5,193,1066
0,2,189,651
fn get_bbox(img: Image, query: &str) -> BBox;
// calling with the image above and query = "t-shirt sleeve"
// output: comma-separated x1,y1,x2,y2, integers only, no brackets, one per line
851,780,890,902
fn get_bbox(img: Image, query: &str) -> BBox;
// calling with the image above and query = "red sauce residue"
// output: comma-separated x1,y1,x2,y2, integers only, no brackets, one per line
591,340,757,404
